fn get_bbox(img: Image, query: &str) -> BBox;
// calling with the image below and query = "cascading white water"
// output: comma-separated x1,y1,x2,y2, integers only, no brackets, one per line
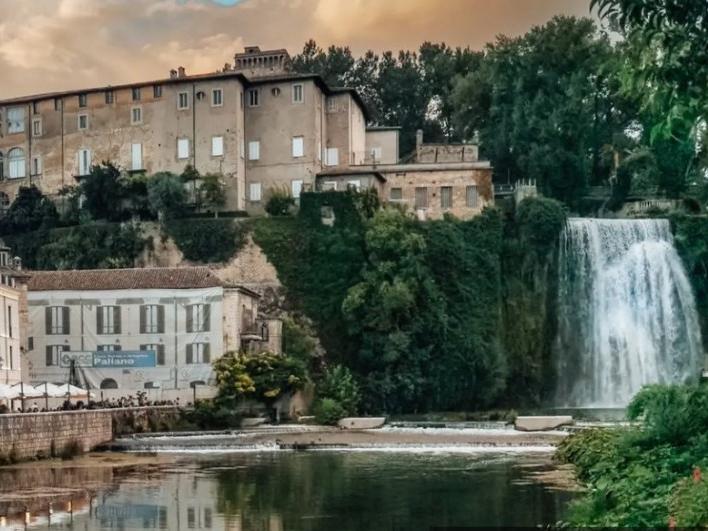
555,218,703,407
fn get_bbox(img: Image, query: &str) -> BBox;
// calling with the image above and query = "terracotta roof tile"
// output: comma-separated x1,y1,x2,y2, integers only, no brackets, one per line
27,267,224,291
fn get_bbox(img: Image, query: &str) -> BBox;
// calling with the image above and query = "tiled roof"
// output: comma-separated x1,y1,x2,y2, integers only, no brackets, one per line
27,267,225,291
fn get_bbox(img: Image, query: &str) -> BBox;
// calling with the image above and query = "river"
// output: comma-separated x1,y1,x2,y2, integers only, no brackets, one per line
0,447,577,530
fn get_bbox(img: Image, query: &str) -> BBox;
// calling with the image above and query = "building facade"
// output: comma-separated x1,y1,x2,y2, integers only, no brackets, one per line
0,241,27,385
24,267,271,392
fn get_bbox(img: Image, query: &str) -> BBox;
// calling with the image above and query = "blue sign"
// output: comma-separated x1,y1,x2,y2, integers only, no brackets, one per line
93,351,157,368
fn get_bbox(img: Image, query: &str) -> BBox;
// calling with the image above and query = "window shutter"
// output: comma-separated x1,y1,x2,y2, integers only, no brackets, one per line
140,344,146,351
114,344,122,351
186,344,193,364
97,307,104,335
203,343,210,363
157,305,165,333
45,346,53,366
114,306,121,334
63,345,70,352
186,305,193,333
139,306,146,334
45,307,51,334
62,307,70,334
158,345,165,365
203,304,210,332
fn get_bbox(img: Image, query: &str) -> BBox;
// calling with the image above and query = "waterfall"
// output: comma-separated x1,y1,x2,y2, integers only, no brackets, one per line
555,218,703,407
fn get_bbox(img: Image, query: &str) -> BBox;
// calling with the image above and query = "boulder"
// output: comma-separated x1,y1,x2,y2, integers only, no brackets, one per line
337,417,386,430
514,415,573,432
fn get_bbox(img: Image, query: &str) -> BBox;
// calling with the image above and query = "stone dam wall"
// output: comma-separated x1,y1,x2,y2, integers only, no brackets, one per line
0,406,180,461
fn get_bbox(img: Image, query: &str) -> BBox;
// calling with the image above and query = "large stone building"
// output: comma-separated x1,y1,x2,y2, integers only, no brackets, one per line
0,241,28,385
24,267,277,393
0,46,492,220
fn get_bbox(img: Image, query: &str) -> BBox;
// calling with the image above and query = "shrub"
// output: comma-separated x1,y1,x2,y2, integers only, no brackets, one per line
165,218,247,263
265,188,295,216
182,399,243,430
198,173,227,213
312,398,346,425
0,185,59,234
148,172,187,219
316,364,360,416
80,162,126,222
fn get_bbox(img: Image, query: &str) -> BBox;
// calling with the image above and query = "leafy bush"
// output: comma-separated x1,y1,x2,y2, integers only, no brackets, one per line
312,398,347,425
316,364,360,416
165,218,247,263
515,197,567,253
182,399,243,430
265,188,295,216
0,185,58,234
198,173,227,213
147,172,187,219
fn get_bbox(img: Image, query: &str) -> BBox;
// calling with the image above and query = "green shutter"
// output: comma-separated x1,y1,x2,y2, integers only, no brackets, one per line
186,305,193,333
45,307,51,334
45,346,53,366
62,307,70,334
157,305,165,333
97,307,104,335
203,343,210,363
114,306,121,334
158,345,165,365
203,304,210,332
139,306,146,334
186,344,193,364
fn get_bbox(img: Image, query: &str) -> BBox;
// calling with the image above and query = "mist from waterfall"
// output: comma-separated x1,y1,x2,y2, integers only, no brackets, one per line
555,218,703,407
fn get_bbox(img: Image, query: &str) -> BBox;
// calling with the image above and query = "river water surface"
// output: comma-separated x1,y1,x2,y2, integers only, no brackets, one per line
0,449,576,530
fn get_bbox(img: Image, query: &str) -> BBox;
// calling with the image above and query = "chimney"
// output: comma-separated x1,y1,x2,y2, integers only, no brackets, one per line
12,256,21,271
177,66,186,78
416,129,424,151
169,69,178,79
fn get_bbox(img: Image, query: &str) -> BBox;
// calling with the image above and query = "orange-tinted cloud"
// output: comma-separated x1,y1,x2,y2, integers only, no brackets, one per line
0,0,593,99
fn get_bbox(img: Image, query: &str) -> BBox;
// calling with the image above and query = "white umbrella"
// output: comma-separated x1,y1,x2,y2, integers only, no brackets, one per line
33,383,66,398
0,384,15,400
58,383,95,399
10,383,43,398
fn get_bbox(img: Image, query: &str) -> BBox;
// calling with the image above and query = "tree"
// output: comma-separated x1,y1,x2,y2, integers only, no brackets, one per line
291,39,355,87
147,172,187,220
0,185,58,234
80,162,125,222
199,173,226,215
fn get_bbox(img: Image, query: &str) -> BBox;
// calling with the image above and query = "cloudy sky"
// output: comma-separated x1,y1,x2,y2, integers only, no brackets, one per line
0,0,593,99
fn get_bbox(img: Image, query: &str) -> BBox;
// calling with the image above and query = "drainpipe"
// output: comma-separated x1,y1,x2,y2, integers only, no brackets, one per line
27,103,32,187
173,297,178,389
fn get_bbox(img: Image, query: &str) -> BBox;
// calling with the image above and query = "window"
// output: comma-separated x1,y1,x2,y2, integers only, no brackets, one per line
239,91,244,109
178,91,190,110
140,305,164,334
177,138,190,160
325,147,339,167
7,306,12,338
248,140,260,161
415,187,428,209
46,306,70,335
271,87,281,97
32,102,39,115
292,136,304,158
78,94,87,107
97,344,121,351
105,91,114,104
389,187,402,201
292,83,304,104
131,106,142,125
0,193,10,216
8,148,25,179
248,88,260,107
54,98,61,111
211,88,223,107
347,180,361,191
291,179,304,199
466,185,478,208
97,305,121,335
131,143,143,171
187,507,196,528
186,304,210,333
153,85,162,98
32,118,42,137
7,107,25,134
100,378,118,389
140,344,165,365
186,343,210,364
77,148,91,176
31,155,42,176
321,181,337,191
78,113,88,130
132,87,141,101
441,186,453,209
45,345,69,367
211,136,224,157
204,508,212,528
249,182,262,202
326,98,337,113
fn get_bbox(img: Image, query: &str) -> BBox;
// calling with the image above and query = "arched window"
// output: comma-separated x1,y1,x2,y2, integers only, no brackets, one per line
7,148,25,179
0,193,9,216
100,378,118,389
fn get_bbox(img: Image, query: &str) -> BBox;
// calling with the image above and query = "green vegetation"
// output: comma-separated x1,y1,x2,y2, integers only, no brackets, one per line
164,218,247,263
312,364,361,425
264,188,296,216
557,384,708,526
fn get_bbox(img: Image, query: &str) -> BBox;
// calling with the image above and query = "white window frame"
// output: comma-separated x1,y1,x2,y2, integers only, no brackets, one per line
211,88,223,107
211,136,224,157
77,148,91,176
177,138,190,160
48,306,66,335
291,179,304,199
347,180,361,191
321,181,337,191
77,113,89,131
144,305,160,334
8,148,26,179
389,187,403,201
47,345,66,366
326,147,339,167
326,98,337,113
31,155,42,176
248,140,260,161
131,106,142,125
190,304,207,332
249,182,262,202
7,107,25,134
292,136,304,158
131,143,143,171
32,118,42,137
98,305,118,335
292,83,304,104
188,343,209,364
248,89,260,107
178,91,190,110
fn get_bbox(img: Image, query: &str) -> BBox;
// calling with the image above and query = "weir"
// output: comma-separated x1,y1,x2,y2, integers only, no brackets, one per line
555,218,703,407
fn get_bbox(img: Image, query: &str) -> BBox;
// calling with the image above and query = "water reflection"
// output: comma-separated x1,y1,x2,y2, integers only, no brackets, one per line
0,452,575,530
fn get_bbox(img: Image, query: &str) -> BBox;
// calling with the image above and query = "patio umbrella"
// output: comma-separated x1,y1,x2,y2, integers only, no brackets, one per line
34,383,66,410
59,384,94,399
0,384,15,401
10,383,43,398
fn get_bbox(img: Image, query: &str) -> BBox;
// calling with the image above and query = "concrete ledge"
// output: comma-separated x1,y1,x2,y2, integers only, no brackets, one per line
514,415,573,432
337,417,386,430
